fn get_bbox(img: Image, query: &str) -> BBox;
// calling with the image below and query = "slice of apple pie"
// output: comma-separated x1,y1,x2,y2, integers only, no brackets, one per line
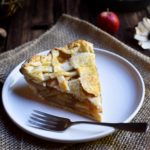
20,40,102,121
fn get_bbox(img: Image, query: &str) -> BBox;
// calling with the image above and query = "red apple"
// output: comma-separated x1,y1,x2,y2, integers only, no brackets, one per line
97,11,120,34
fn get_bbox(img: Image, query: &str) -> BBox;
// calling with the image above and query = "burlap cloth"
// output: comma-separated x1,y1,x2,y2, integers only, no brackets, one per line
0,14,150,150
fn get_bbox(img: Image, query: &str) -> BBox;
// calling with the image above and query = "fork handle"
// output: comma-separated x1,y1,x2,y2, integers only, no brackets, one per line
71,122,148,132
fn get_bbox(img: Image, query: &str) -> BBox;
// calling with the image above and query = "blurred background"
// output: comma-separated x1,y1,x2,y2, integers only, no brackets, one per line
0,0,150,56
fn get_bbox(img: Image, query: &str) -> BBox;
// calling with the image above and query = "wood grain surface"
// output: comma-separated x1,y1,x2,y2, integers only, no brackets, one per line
0,0,150,56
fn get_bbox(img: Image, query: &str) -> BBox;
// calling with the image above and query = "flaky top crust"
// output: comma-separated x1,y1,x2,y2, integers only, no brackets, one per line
20,40,101,106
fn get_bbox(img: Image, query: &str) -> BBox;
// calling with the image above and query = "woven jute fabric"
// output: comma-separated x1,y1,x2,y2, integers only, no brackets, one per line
0,14,150,150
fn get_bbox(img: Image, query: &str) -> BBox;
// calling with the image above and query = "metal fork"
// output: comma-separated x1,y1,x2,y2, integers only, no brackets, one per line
28,110,148,132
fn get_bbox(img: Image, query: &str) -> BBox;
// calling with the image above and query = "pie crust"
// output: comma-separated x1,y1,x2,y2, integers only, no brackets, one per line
20,40,102,121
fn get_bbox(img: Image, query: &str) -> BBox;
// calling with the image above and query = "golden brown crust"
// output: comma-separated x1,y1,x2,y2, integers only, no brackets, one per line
20,40,102,121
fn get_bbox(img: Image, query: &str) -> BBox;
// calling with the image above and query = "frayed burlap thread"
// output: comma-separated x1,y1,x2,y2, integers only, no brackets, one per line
0,14,150,150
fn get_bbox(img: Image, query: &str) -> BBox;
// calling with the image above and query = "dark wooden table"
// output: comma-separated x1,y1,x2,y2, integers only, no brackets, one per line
0,0,150,56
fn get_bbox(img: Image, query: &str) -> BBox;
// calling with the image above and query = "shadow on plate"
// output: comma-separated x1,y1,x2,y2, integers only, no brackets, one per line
12,84,46,104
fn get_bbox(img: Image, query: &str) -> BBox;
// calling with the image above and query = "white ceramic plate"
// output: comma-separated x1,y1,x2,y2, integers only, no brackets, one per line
2,48,145,143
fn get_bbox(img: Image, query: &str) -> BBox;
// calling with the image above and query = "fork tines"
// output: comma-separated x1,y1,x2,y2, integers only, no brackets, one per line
28,110,69,131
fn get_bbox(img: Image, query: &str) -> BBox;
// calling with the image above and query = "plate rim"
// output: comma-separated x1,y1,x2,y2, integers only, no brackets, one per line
95,48,145,123
2,48,145,143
